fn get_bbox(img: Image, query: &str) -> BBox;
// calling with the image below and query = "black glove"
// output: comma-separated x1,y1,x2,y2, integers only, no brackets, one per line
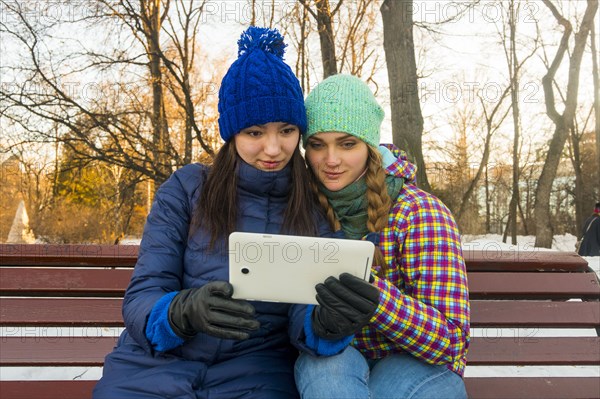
311,273,380,340
168,281,260,340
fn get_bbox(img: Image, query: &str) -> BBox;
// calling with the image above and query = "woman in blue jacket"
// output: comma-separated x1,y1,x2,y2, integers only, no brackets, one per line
93,27,377,399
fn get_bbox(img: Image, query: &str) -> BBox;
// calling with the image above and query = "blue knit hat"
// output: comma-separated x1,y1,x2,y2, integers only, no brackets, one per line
218,27,306,142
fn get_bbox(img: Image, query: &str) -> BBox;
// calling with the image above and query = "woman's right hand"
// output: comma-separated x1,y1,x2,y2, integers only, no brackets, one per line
311,273,380,340
168,281,260,340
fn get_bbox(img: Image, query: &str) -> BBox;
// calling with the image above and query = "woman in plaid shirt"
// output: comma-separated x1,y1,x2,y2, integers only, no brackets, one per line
296,74,470,398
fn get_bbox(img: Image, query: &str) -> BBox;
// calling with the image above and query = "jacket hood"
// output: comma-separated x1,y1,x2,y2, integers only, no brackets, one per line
379,144,417,184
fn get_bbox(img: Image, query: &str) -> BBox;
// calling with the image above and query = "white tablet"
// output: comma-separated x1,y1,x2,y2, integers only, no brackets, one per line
228,232,374,305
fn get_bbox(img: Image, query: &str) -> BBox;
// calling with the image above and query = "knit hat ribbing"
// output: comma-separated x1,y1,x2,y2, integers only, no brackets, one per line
303,74,384,148
218,27,306,142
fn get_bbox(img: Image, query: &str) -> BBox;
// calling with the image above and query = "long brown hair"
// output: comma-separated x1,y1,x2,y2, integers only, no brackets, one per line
192,139,319,248
308,146,392,275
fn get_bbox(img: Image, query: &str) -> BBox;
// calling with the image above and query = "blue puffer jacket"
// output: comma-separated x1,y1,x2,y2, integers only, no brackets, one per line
93,161,335,399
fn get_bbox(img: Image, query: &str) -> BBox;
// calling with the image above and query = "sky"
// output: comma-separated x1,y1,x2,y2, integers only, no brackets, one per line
197,0,596,162
1,0,596,166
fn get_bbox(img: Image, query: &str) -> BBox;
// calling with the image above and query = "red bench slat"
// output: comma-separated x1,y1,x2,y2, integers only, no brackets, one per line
468,272,600,299
0,298,123,326
1,377,598,399
2,298,598,329
0,268,132,296
0,381,98,399
1,245,589,272
465,377,600,399
467,337,600,365
0,337,118,366
0,244,138,267
470,300,600,327
463,250,589,272
2,268,599,300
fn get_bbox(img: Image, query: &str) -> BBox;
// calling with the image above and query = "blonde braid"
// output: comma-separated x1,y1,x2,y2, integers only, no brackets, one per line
365,148,392,232
364,147,392,275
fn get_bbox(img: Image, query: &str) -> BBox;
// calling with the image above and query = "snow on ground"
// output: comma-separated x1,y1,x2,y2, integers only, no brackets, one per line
1,234,598,381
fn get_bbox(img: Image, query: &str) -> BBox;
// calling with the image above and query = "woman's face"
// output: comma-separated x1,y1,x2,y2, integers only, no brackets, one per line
234,122,300,171
305,132,369,192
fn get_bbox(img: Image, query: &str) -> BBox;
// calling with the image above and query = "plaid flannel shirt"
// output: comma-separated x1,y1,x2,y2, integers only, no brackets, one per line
352,145,470,376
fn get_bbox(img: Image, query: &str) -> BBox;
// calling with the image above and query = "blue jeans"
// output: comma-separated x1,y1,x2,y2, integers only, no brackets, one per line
295,346,467,399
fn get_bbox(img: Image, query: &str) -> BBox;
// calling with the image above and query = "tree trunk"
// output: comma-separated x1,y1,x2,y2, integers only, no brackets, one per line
180,25,193,166
298,5,309,92
146,0,171,187
535,123,568,247
381,0,430,191
508,0,520,245
457,131,491,222
535,0,598,248
315,0,338,78
115,177,138,238
570,124,585,232
485,165,491,233
183,75,193,165
518,199,529,235
591,21,600,193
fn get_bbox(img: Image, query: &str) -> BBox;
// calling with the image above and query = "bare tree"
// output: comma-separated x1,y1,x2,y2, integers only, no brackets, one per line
2,146,55,231
381,1,479,193
566,104,596,232
381,0,429,191
161,0,208,165
505,0,521,245
441,98,483,232
591,20,600,193
277,3,313,92
534,0,598,248
99,0,217,177
145,0,170,180
337,0,381,80
299,0,342,78
456,87,512,228
283,1,381,91
296,4,311,92
497,0,539,244
428,75,511,234
100,162,142,240
0,0,217,189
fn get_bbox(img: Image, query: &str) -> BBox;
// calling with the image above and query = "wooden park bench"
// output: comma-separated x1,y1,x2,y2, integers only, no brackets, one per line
1,244,599,399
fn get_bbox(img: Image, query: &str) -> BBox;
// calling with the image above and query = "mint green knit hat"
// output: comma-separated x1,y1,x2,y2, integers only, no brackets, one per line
303,74,384,148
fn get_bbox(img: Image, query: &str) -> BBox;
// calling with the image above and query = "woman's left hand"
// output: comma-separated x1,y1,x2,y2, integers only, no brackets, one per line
311,273,380,339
